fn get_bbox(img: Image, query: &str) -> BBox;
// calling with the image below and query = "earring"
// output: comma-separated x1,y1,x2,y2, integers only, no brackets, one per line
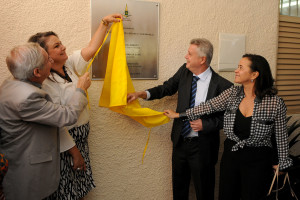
251,79,254,82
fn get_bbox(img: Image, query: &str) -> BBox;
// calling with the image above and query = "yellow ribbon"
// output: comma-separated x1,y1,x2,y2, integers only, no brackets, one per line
85,26,113,73
85,26,113,109
142,128,151,164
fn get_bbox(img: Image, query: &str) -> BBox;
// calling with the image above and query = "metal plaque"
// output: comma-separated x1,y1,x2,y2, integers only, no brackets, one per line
91,0,159,79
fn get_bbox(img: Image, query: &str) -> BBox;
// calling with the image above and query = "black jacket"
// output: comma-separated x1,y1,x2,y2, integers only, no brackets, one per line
148,64,233,151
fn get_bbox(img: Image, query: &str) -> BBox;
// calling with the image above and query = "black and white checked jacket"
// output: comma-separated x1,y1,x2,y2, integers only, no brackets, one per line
186,85,293,170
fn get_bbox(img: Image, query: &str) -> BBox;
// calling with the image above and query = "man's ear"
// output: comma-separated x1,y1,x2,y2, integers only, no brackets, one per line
33,68,42,78
200,56,207,65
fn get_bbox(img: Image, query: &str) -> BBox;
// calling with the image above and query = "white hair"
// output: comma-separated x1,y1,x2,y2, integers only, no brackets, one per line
190,38,214,65
6,43,45,80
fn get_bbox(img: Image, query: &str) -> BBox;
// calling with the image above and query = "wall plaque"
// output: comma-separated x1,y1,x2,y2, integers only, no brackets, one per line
91,0,159,79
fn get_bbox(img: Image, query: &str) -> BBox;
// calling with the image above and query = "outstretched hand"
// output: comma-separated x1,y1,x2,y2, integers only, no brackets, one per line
127,91,147,103
127,93,138,104
164,110,179,119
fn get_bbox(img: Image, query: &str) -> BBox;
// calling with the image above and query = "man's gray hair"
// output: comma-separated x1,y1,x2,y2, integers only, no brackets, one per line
190,38,213,65
6,43,45,80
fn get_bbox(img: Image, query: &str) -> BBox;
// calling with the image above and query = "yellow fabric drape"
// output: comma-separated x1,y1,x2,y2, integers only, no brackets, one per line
99,21,170,128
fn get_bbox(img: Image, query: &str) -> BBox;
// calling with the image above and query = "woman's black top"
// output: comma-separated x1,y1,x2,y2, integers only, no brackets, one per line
234,108,252,140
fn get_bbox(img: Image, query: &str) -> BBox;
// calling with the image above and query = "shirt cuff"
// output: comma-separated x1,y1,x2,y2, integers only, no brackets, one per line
279,157,293,171
145,90,151,100
76,88,87,97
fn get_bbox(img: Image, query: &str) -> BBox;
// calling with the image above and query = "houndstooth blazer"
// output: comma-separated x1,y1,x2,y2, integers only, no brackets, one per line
186,85,293,170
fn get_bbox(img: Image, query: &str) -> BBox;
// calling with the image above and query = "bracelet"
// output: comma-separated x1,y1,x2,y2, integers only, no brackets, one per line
101,19,108,26
179,112,188,120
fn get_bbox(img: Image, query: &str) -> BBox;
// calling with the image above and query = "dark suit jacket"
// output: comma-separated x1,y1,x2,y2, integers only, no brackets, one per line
148,64,232,156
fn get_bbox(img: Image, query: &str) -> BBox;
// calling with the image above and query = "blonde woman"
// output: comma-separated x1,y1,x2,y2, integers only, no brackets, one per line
29,13,122,200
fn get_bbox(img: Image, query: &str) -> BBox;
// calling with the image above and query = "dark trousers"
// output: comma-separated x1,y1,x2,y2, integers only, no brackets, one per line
219,139,273,200
172,134,219,200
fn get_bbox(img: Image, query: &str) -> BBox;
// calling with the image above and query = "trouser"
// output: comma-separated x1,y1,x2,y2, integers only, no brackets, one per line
219,139,273,200
172,134,218,200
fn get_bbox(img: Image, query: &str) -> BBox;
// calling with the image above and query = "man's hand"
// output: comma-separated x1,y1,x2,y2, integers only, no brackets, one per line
127,91,147,103
190,119,203,132
77,72,91,91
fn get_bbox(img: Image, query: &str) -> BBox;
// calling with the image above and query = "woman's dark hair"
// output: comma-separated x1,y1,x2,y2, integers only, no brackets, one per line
242,54,277,99
28,31,58,52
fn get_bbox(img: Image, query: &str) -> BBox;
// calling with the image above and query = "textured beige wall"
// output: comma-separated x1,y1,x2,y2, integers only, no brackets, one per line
0,0,278,199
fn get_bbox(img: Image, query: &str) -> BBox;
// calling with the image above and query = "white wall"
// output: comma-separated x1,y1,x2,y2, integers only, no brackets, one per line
0,0,279,199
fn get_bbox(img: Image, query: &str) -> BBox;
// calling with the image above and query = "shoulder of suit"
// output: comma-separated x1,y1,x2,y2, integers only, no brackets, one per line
174,64,191,76
7,79,45,97
211,70,232,85
179,63,187,70
0,79,47,107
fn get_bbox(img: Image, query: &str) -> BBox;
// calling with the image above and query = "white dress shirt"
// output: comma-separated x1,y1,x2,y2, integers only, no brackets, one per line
146,66,212,137
186,67,212,137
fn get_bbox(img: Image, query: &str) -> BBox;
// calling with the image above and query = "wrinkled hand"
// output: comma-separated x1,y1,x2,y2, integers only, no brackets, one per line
77,72,91,91
69,146,86,171
190,119,203,132
102,13,123,24
164,110,179,119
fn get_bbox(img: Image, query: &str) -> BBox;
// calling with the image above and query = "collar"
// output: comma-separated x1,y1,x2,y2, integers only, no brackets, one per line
194,66,212,80
23,79,42,89
49,66,72,82
237,86,262,103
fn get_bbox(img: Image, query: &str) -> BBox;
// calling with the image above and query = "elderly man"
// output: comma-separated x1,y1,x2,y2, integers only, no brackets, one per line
128,38,232,200
0,43,91,200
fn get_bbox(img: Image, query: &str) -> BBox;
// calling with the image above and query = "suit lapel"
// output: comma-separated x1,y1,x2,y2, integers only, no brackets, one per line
206,69,218,100
183,72,193,109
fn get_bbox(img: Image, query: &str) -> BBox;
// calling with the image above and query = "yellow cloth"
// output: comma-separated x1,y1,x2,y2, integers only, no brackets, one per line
99,21,170,128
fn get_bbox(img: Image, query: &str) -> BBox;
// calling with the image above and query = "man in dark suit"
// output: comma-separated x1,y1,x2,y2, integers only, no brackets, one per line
127,38,232,200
